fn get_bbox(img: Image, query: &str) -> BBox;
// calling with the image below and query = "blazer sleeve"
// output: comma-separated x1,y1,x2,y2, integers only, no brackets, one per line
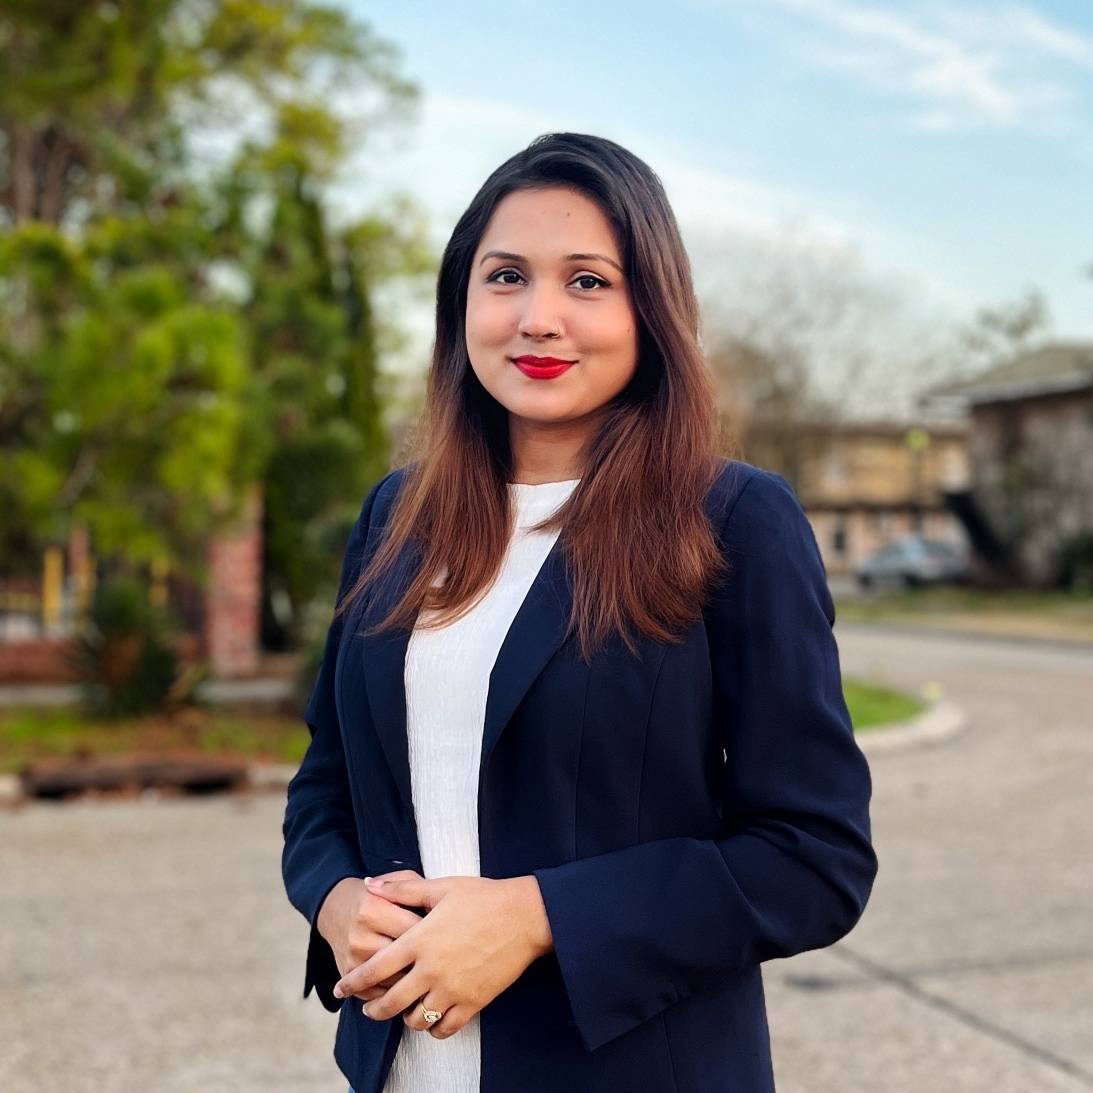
281,469,395,1013
531,468,879,1053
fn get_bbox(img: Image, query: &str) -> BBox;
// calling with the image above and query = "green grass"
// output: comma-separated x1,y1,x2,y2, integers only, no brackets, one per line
196,718,312,762
0,671,925,772
842,675,925,731
834,583,1093,622
0,705,311,774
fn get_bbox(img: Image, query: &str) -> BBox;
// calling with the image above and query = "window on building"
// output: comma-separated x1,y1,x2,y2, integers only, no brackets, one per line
832,517,847,555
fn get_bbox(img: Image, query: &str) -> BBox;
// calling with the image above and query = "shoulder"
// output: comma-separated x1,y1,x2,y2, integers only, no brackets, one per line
704,459,833,623
706,457,818,558
357,463,415,529
375,462,414,514
705,457,797,528
339,465,414,569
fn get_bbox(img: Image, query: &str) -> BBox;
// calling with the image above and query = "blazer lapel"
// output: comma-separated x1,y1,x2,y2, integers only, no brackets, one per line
359,533,574,836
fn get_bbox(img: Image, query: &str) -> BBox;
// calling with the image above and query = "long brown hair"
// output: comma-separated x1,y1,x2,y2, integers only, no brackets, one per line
337,131,732,663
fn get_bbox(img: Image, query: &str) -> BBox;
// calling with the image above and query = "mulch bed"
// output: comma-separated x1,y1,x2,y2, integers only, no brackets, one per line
19,751,251,800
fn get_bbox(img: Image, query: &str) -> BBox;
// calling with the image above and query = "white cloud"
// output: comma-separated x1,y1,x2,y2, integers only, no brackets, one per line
748,0,1090,132
935,5,1093,68
335,90,896,257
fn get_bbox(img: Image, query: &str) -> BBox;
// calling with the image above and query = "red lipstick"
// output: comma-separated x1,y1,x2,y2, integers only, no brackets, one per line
512,355,576,379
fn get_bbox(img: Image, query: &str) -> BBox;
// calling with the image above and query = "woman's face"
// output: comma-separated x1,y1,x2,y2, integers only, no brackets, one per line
466,186,639,433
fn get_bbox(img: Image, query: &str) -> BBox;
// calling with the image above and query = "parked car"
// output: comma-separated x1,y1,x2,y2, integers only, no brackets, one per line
854,534,970,590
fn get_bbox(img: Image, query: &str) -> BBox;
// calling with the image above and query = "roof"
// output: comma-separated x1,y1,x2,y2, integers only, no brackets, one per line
923,341,1093,405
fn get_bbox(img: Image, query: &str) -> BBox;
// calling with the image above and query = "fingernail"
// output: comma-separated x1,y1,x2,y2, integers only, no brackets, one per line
333,985,344,998
366,877,384,887
363,876,373,883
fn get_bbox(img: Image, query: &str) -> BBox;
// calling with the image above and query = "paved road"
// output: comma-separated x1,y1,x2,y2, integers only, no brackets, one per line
785,622,1093,1093
1,623,1090,1092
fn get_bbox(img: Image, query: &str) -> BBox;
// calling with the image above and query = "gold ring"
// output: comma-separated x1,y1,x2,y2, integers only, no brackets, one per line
420,1003,443,1024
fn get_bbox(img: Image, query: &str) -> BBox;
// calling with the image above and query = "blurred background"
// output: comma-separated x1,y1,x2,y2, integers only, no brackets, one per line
1,2,1090,1091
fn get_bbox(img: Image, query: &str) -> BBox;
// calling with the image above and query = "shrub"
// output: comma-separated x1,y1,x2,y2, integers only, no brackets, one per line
293,632,326,721
1056,532,1093,594
67,574,186,719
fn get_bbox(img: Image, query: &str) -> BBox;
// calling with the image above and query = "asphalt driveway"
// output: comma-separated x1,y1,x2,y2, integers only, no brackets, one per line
1,623,1090,1092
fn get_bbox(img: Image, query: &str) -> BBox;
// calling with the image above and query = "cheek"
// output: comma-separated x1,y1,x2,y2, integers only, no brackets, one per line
466,294,512,345
586,311,638,369
593,325,639,394
582,301,637,350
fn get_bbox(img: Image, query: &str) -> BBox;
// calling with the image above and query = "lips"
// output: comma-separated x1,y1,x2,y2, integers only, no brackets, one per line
512,355,576,379
514,355,576,367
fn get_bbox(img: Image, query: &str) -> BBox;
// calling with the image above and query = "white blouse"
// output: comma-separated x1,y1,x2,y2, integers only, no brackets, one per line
382,477,581,1093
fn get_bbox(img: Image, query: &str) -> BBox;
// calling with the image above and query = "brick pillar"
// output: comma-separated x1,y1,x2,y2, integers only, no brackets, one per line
203,484,263,678
67,519,92,622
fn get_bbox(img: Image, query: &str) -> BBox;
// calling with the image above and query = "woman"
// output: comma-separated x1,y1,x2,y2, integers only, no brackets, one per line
282,131,878,1093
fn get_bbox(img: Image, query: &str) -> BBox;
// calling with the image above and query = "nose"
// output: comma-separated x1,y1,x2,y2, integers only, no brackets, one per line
517,281,564,339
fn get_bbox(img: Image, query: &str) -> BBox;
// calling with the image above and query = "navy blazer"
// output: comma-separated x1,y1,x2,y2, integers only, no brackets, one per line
282,456,878,1093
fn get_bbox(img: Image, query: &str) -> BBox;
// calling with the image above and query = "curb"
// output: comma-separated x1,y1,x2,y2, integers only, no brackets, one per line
247,762,298,791
0,772,20,806
856,698,966,755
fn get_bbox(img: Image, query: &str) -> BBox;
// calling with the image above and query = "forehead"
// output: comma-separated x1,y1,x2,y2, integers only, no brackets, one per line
476,187,619,257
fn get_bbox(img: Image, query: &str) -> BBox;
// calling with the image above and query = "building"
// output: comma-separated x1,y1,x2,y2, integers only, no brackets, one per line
918,341,1093,585
777,420,971,577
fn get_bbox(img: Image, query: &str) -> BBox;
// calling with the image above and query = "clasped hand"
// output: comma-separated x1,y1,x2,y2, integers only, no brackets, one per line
330,871,552,1040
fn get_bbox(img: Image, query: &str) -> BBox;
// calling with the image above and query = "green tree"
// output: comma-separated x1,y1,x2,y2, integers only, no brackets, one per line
0,1,433,647
219,99,433,644
0,1,418,227
0,203,265,579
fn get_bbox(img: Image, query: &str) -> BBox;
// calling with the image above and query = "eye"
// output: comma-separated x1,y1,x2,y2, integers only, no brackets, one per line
485,268,610,292
573,273,610,291
486,268,524,286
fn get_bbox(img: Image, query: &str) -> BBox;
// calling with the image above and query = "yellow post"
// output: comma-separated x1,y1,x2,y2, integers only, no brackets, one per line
42,546,64,630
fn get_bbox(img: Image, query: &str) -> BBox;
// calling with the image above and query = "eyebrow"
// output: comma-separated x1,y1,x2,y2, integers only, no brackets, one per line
478,249,624,274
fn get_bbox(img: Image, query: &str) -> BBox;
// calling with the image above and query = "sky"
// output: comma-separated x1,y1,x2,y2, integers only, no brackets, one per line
327,0,1093,412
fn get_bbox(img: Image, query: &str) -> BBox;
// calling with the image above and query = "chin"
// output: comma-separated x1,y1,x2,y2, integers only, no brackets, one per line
509,402,577,425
